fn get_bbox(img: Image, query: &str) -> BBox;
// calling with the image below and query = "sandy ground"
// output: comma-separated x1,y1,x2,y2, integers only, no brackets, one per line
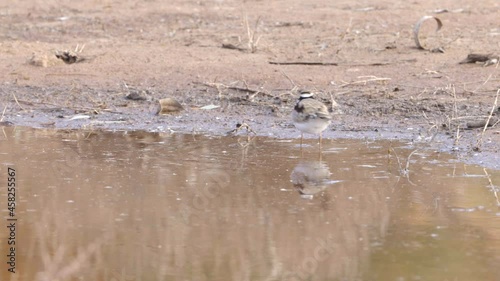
0,0,499,168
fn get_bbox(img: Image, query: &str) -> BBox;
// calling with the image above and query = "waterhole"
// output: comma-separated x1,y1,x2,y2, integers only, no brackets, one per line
0,127,499,281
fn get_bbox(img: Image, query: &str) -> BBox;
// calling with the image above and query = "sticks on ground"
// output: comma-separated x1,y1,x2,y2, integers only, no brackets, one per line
0,105,7,122
12,93,24,111
198,81,274,99
244,16,262,53
340,76,391,87
269,61,338,66
15,99,122,114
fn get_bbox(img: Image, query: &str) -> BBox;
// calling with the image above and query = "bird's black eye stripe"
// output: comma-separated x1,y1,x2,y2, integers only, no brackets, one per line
294,103,304,113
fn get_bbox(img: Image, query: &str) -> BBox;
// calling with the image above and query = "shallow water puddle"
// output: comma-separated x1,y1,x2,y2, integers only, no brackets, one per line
0,127,499,281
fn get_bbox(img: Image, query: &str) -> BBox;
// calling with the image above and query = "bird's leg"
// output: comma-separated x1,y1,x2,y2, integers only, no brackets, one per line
319,133,323,149
300,133,303,147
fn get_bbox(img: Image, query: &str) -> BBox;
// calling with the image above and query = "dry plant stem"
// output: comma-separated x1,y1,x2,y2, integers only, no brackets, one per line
236,134,255,148
390,148,418,184
200,81,274,98
405,149,419,172
340,76,391,87
454,126,461,146
390,148,410,176
279,69,297,88
422,111,439,138
390,147,403,173
269,61,338,66
472,61,499,94
476,88,500,148
0,104,7,121
452,85,458,119
227,122,257,136
45,73,97,77
482,88,500,132
483,168,500,206
450,115,493,120
52,238,103,281
245,15,261,53
12,93,24,110
333,17,353,60
16,99,123,114
451,85,462,146
268,61,397,66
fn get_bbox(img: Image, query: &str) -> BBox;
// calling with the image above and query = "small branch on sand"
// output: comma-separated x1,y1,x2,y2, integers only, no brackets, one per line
12,93,25,111
269,61,338,66
197,81,275,99
16,99,123,114
340,76,391,87
0,104,7,121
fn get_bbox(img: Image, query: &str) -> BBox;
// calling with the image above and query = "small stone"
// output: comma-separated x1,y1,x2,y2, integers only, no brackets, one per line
157,98,184,114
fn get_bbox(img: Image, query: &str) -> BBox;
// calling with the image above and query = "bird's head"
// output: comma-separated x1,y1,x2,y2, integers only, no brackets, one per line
299,91,314,100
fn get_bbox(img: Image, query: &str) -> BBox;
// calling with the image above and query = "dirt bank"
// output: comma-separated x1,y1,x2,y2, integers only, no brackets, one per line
0,0,498,168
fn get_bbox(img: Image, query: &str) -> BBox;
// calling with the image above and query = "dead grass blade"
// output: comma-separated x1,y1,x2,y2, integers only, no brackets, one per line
474,88,500,150
244,15,262,53
483,168,500,206
0,104,7,122
269,61,338,66
340,76,391,87
12,93,24,111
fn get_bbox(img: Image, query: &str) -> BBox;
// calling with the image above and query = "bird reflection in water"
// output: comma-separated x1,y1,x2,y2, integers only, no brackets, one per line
290,160,341,199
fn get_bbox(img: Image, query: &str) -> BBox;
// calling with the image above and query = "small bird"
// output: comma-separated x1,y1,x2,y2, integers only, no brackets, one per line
292,91,332,146
291,161,332,199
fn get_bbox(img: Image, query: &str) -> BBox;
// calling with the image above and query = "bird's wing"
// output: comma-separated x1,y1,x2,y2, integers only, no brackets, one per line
302,99,332,120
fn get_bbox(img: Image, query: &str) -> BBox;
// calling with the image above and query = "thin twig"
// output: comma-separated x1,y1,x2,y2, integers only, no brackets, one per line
475,88,499,150
0,104,7,122
279,69,297,88
227,122,257,136
389,147,419,186
45,73,97,77
471,60,499,93
405,149,419,174
450,115,494,120
451,85,462,147
12,93,24,110
16,99,123,114
269,61,338,66
198,81,275,98
340,76,391,87
245,15,262,53
483,168,500,206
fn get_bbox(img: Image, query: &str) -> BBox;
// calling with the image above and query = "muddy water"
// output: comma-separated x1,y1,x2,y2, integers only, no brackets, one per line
0,127,499,281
